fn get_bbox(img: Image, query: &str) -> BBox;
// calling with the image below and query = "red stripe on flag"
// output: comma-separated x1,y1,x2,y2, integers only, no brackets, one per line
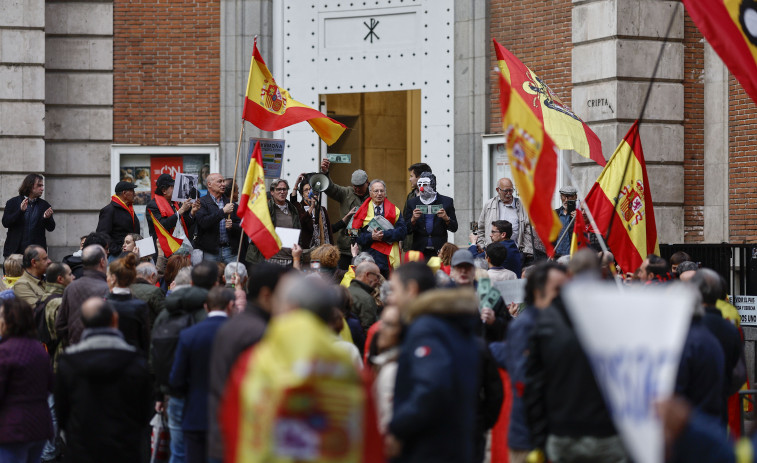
584,123,606,166
220,347,255,463
531,139,560,257
238,197,281,259
242,96,344,132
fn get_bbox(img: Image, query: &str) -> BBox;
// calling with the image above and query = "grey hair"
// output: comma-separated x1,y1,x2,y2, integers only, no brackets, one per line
136,262,157,279
173,267,192,287
676,261,699,274
224,262,248,282
280,274,339,323
270,178,290,191
353,252,375,266
369,179,386,192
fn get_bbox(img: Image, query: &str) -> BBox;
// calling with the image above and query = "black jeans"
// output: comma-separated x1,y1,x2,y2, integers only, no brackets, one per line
184,430,207,463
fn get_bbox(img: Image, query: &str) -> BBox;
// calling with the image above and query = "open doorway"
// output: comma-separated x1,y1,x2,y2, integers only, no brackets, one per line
323,90,421,223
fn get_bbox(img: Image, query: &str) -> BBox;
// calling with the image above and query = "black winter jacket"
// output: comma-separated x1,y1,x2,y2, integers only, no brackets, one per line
96,199,140,257
105,292,150,355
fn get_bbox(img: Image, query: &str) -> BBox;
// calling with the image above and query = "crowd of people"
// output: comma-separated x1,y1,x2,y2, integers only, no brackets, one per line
0,168,752,463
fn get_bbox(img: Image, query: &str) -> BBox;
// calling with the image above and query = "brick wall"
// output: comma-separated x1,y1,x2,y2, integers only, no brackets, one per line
113,0,220,144
682,15,704,242
489,0,573,133
729,74,757,243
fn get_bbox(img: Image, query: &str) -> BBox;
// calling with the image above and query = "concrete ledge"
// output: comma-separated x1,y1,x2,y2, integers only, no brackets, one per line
573,0,617,44
0,0,44,28
45,176,110,212
0,174,29,203
0,29,45,64
45,3,113,36
647,164,684,205
45,37,113,71
0,139,44,171
45,141,111,175
44,211,101,259
45,73,113,105
617,0,683,40
0,102,45,136
0,65,44,100
653,205,684,244
573,40,683,83
45,107,113,140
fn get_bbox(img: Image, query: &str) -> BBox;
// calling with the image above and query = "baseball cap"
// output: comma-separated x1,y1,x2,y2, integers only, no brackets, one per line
156,173,175,189
115,181,137,193
351,169,368,185
451,249,475,267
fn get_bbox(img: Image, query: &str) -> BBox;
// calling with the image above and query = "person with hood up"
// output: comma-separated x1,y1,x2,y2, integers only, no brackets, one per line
404,171,458,259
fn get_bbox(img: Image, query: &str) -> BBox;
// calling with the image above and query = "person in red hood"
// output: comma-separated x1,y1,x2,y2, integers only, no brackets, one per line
97,181,141,259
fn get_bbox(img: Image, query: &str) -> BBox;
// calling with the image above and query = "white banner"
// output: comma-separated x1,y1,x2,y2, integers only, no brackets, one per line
728,295,757,326
562,283,694,463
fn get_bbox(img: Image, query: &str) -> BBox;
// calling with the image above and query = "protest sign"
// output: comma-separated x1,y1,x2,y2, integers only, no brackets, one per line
415,204,442,214
248,138,285,179
136,237,156,257
562,283,694,463
492,279,525,304
728,295,757,326
172,173,198,202
274,227,301,249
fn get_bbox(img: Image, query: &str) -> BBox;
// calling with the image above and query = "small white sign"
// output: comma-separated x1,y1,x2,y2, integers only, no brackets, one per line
275,227,301,249
728,295,757,326
492,279,526,304
135,237,156,257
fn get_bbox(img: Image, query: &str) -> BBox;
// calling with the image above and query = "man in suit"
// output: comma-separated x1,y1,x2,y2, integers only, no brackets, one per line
194,173,239,263
404,171,457,259
354,179,407,278
2,174,55,258
96,180,141,259
169,287,234,463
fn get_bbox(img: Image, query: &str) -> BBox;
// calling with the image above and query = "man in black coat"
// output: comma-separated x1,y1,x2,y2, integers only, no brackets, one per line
55,297,152,463
96,181,141,259
2,173,55,257
194,173,238,263
404,172,457,259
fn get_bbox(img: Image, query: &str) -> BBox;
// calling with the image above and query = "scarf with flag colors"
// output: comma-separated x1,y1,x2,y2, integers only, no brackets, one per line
351,198,402,269
219,310,384,463
582,121,659,274
238,141,282,259
242,39,346,145
149,211,183,257
110,194,135,229
493,39,605,166
498,73,562,257
154,194,190,238
682,0,757,105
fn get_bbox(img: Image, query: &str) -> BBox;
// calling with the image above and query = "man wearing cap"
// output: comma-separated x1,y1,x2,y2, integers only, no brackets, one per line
553,186,578,257
320,158,371,269
404,171,457,259
146,173,200,269
96,181,141,259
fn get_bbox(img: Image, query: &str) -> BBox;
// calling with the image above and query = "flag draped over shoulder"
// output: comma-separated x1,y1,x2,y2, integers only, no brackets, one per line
238,142,282,259
494,39,605,166
149,212,182,257
582,121,659,274
498,73,562,257
243,40,346,145
682,0,757,105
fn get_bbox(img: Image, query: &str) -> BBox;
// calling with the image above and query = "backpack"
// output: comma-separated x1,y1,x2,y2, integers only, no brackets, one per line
34,294,62,358
151,311,196,390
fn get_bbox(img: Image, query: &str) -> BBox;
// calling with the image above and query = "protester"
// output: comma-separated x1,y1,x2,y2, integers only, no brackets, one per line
476,177,545,265
292,173,334,248
162,253,192,293
2,174,55,258
637,254,672,284
38,262,74,364
63,232,110,280
354,179,407,277
327,301,364,370
402,162,432,251
131,261,166,328
670,251,692,276
170,287,233,463
105,253,150,355
194,173,238,263
490,261,568,463
55,245,110,348
372,305,402,434
55,297,152,463
309,244,346,284
2,254,23,289
486,241,517,281
223,262,247,313
146,173,198,270
553,186,578,257
245,179,302,266
96,180,141,259
320,158,371,269
336,284,365,356
13,245,51,305
403,171,457,259
0,298,53,462
222,178,246,264
348,261,382,331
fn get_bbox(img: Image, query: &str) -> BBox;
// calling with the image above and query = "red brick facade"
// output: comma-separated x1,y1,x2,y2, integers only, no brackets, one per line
113,0,220,144
682,16,705,242
728,75,757,243
488,0,573,134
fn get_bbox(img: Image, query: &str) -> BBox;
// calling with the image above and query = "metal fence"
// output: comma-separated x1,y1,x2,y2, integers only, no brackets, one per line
659,243,757,296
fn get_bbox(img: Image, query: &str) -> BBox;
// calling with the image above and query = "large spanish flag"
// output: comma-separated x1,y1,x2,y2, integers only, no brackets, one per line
498,73,562,257
243,40,346,145
682,0,757,105
494,39,605,166
238,141,282,259
583,122,659,274
149,212,183,257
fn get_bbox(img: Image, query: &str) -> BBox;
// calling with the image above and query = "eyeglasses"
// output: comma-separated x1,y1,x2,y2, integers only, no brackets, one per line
497,188,514,194
274,187,288,192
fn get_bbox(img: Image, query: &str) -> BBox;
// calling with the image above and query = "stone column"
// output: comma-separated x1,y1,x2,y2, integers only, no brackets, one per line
571,0,684,244
0,0,46,251
703,44,729,243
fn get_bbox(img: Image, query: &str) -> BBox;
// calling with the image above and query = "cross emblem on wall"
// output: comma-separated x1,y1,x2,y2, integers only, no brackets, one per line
364,18,380,43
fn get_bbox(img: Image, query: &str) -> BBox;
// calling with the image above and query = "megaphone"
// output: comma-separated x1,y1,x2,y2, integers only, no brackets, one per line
310,173,330,193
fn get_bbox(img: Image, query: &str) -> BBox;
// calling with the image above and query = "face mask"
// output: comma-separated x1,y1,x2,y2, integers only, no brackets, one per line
418,179,436,202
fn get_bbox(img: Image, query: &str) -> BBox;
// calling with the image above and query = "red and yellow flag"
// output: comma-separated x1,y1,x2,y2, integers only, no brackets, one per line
570,209,591,255
582,121,659,274
243,40,346,145
149,212,183,257
494,39,605,166
682,0,757,105
238,141,282,259
498,73,562,257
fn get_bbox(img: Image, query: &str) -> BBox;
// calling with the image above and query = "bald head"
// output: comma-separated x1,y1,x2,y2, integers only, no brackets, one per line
355,262,381,288
81,297,118,329
82,244,107,272
496,178,515,204
206,173,225,197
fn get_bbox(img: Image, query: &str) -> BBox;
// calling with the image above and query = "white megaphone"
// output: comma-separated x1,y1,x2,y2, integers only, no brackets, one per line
309,173,330,193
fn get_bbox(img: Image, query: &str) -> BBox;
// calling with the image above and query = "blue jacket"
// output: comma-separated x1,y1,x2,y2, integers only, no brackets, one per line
676,317,725,421
389,289,480,463
356,202,407,274
490,305,539,450
169,314,228,431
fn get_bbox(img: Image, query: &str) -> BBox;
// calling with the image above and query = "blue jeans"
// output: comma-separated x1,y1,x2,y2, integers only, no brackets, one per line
0,440,45,463
203,246,234,264
41,394,58,461
167,397,185,463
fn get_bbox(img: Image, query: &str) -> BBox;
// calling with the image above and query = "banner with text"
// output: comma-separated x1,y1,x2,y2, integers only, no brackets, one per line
728,295,757,326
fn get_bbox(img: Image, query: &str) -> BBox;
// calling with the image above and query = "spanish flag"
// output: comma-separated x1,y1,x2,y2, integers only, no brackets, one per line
582,122,659,274
149,212,182,257
243,39,346,145
498,73,562,257
238,141,282,259
682,0,757,105
569,209,591,255
494,39,606,166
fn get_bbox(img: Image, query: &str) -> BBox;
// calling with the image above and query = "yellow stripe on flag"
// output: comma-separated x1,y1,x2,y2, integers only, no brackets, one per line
149,212,183,257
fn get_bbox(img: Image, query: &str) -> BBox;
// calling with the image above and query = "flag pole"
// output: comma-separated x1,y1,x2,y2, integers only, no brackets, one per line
228,121,245,220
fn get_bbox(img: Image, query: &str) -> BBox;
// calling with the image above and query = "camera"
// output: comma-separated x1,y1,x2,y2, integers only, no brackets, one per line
470,221,478,233
566,199,576,214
